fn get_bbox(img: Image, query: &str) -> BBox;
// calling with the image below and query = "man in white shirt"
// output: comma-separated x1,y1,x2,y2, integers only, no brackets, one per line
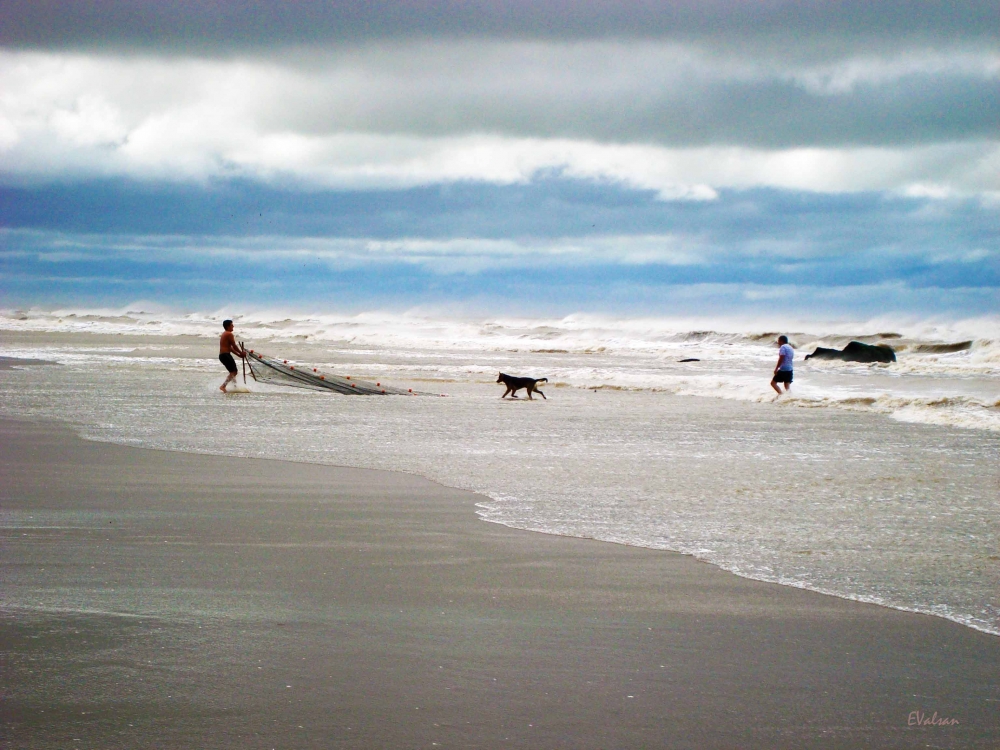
770,335,794,395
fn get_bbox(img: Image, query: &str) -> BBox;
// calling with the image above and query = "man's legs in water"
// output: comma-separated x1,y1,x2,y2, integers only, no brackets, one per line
220,356,238,392
220,371,237,392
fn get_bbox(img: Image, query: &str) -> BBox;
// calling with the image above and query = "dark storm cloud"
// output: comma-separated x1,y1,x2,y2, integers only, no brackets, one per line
3,177,996,278
258,56,1000,148
3,44,997,177
2,1,997,52
0,176,985,242
2,2,997,182
4,176,996,315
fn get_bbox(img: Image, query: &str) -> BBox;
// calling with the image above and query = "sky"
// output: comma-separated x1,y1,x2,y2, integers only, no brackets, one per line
1,1,997,318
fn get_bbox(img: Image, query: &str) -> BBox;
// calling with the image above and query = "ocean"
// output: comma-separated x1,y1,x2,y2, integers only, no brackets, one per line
1,306,998,635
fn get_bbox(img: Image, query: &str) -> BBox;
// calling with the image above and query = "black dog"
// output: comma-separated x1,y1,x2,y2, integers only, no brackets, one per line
497,372,548,400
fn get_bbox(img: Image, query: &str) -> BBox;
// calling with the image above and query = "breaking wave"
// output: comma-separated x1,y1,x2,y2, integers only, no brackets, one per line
2,305,998,431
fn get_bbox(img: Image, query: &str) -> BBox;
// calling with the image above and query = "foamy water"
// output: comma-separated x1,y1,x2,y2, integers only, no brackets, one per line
4,305,998,431
2,306,998,635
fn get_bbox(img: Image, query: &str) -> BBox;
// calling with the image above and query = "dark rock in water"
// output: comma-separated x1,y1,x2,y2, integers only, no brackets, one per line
805,347,843,361
678,358,701,362
805,341,896,363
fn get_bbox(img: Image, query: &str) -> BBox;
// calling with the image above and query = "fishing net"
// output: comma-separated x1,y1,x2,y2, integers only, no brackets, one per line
243,348,427,396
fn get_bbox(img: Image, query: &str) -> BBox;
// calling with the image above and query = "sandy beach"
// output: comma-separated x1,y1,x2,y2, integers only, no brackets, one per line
2,416,999,749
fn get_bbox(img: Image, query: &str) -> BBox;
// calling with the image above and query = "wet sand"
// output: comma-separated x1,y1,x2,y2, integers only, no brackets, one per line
2,418,998,749
0,356,58,370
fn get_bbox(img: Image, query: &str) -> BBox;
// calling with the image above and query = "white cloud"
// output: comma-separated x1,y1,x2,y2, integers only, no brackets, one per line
12,220,993,278
787,50,1000,95
5,229,711,273
901,183,956,199
1,48,998,196
48,94,128,147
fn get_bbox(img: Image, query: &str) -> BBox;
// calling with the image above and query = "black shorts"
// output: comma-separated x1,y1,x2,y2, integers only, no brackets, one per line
772,370,793,384
219,353,238,374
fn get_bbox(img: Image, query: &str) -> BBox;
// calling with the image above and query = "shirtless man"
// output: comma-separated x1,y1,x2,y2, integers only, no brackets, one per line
219,319,246,392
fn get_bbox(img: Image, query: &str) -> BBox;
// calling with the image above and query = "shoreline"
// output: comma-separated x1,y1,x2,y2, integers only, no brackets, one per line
3,416,999,748
64,423,1000,640
11,406,1000,638
476,514,1000,640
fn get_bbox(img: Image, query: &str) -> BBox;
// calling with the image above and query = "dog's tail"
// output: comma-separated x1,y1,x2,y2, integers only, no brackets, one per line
537,378,548,384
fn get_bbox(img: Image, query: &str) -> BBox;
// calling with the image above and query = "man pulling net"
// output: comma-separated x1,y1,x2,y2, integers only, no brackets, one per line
219,319,246,393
